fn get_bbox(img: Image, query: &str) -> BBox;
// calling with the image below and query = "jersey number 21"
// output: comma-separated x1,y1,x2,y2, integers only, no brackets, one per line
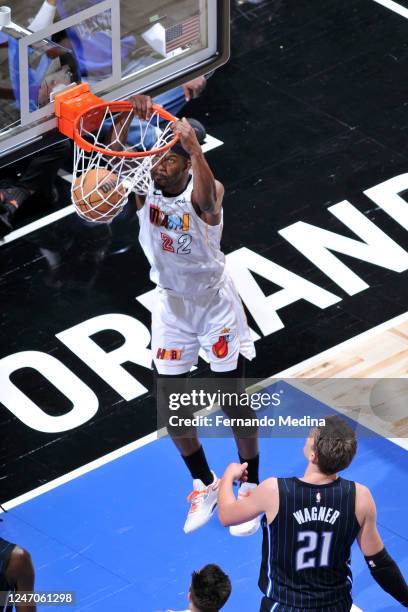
296,531,333,570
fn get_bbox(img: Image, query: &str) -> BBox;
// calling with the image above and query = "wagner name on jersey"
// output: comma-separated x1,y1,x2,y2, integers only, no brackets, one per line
259,477,360,611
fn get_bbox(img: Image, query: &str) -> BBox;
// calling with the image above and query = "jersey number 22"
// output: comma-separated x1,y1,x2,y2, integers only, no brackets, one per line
161,232,192,254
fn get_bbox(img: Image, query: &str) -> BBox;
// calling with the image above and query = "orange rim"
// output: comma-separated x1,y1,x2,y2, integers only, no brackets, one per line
73,102,179,158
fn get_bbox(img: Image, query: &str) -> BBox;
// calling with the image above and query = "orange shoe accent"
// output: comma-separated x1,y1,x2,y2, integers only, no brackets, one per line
187,489,207,514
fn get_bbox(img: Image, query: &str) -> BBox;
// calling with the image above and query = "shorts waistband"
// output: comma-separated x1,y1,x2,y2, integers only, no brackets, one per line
157,273,226,299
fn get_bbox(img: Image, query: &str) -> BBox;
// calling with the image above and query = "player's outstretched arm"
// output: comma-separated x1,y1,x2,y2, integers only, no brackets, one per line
173,118,223,222
218,463,277,527
104,95,153,209
104,95,153,152
356,483,408,607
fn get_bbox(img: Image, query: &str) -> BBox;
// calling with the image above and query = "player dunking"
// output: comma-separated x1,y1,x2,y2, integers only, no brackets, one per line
218,415,408,611
115,95,259,535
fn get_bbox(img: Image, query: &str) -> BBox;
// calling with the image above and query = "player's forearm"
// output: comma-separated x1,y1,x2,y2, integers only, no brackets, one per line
29,1,56,32
190,151,217,214
218,475,238,526
104,112,132,151
365,548,408,606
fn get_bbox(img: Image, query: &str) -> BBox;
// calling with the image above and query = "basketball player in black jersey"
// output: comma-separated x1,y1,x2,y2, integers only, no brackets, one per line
0,537,35,611
218,415,408,611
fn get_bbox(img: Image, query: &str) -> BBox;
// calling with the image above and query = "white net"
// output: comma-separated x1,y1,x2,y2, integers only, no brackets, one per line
72,106,176,223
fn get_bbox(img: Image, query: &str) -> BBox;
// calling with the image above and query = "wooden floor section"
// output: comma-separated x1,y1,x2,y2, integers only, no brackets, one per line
275,313,408,443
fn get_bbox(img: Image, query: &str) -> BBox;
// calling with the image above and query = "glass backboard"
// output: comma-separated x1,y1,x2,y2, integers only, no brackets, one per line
0,0,229,167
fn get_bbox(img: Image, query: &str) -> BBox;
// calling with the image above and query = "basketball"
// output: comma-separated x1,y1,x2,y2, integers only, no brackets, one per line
72,167,125,222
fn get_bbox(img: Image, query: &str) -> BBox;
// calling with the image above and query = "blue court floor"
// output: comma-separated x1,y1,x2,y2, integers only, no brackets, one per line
1,384,407,611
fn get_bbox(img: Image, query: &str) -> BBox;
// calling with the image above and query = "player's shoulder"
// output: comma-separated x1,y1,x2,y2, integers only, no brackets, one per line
4,545,34,587
355,481,374,498
8,546,32,569
259,477,279,492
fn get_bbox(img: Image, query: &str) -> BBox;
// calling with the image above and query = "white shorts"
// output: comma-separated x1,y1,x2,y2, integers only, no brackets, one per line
152,273,256,375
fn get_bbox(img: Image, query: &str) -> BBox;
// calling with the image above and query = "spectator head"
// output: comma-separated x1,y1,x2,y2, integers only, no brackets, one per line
188,564,232,612
304,415,357,475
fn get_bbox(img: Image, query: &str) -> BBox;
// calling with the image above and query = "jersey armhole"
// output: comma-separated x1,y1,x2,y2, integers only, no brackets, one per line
354,481,364,529
264,478,280,526
188,172,223,228
189,196,224,229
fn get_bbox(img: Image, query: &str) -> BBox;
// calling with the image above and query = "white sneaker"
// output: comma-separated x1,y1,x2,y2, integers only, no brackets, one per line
229,482,262,537
183,471,220,534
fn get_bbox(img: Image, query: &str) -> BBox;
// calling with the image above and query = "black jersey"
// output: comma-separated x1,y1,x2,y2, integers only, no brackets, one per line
259,477,360,611
0,537,14,612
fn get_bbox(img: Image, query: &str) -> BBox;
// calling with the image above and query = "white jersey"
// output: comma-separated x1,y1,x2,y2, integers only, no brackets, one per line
137,175,225,296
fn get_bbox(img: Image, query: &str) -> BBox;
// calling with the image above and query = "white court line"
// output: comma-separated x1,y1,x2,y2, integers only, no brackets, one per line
0,431,158,513
1,309,407,515
273,310,408,452
0,204,75,246
202,133,223,153
372,0,408,19
274,310,408,379
0,134,223,248
0,129,404,598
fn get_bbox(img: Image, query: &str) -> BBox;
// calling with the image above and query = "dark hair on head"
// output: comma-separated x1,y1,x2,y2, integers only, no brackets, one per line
312,415,357,475
190,564,232,612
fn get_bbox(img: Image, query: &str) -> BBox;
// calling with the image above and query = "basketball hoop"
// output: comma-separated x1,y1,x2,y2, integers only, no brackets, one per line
54,83,179,222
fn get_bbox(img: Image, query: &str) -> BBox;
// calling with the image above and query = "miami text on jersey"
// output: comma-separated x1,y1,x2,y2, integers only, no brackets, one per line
149,204,190,231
